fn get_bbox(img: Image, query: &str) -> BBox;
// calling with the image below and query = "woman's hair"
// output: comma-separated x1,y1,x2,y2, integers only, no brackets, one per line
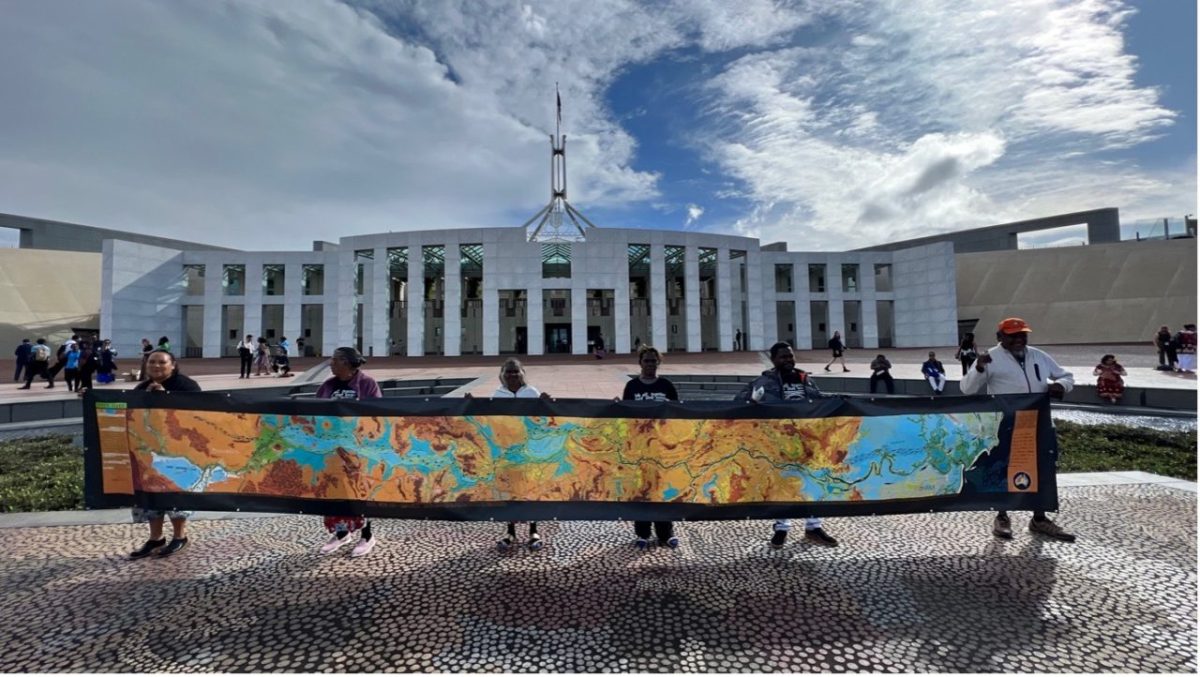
1100,354,1116,364
636,344,661,362
158,336,169,343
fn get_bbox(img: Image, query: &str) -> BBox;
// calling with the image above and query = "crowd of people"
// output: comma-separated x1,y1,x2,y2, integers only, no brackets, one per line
10,318,1195,559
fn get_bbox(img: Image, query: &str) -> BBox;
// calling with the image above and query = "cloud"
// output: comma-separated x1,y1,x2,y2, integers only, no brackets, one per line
684,203,705,227
700,0,1184,250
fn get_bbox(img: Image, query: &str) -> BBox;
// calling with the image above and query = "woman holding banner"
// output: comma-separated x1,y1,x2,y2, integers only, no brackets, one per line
622,345,680,549
316,346,383,557
489,358,551,551
128,350,201,559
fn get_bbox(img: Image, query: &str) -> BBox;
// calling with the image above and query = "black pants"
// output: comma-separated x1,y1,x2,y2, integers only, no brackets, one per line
14,361,27,381
239,349,252,377
960,357,975,375
64,368,79,391
45,360,65,383
1158,347,1178,368
78,368,93,392
869,373,894,394
22,362,48,387
634,521,674,541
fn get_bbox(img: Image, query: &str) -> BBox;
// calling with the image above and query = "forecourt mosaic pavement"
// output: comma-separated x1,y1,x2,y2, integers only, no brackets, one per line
0,483,1193,672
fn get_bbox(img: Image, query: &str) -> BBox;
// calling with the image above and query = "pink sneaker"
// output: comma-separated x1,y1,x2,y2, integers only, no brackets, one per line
319,532,352,554
351,536,376,557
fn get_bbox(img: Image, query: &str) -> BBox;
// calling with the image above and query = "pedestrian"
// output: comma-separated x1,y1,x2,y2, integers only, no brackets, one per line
1154,325,1177,371
63,343,81,392
254,337,271,375
128,350,201,559
76,340,98,394
237,334,254,378
921,351,946,394
13,338,32,382
869,354,894,394
955,332,978,375
489,358,550,551
737,341,839,549
594,332,606,359
276,337,292,376
316,347,383,557
1174,324,1196,374
960,317,1076,542
19,338,52,389
43,335,78,388
622,345,680,549
735,329,742,351
139,338,153,377
156,336,171,353
1093,354,1126,404
97,339,117,384
823,331,849,372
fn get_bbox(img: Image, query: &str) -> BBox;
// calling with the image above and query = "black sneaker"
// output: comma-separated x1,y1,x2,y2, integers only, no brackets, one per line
770,530,788,549
129,538,166,559
804,528,839,547
157,537,189,558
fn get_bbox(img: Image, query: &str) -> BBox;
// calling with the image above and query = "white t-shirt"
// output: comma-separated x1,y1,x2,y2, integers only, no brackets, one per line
492,384,541,398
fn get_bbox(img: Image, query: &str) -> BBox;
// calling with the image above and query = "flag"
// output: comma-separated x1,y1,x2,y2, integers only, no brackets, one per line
556,86,562,126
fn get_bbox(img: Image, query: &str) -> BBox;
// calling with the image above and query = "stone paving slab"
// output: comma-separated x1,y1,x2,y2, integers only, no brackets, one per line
0,484,1193,672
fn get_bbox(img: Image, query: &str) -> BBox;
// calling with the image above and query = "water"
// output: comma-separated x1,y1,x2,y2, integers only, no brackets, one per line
1052,410,1196,433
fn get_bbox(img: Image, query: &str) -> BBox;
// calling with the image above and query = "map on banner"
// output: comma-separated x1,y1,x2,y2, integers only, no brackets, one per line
126,410,1004,503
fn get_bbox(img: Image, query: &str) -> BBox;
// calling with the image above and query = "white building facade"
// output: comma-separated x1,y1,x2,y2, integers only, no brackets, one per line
101,227,957,358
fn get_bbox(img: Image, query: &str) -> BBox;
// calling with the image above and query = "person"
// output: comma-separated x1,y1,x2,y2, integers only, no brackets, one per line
128,349,202,559
489,358,550,551
955,333,978,375
19,338,52,389
1154,325,1177,371
316,346,383,557
736,341,839,549
823,331,849,372
1093,354,1126,404
296,337,307,357
43,335,77,388
622,345,681,549
254,337,271,376
97,339,117,384
734,329,743,352
960,317,1076,542
13,338,32,382
62,342,81,392
593,333,606,359
276,337,292,376
139,338,154,377
156,336,171,354
1174,324,1197,374
237,334,254,378
869,354,894,394
921,351,946,395
76,340,98,394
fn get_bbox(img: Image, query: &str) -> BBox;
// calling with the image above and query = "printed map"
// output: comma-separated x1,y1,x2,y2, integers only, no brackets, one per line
124,410,1004,503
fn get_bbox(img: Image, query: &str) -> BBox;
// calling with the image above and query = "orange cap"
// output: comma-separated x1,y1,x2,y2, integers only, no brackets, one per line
998,317,1032,334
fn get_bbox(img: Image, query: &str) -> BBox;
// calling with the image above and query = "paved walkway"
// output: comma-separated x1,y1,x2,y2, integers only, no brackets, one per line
0,475,1193,672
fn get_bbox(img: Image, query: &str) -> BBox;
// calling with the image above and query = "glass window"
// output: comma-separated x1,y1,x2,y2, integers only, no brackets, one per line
542,243,571,278
774,264,793,293
222,264,245,296
183,264,205,295
262,264,285,296
808,264,826,293
874,263,893,292
302,264,324,295
842,264,859,293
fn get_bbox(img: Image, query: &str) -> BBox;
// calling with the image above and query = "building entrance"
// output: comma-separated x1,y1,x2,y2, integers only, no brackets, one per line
545,324,571,353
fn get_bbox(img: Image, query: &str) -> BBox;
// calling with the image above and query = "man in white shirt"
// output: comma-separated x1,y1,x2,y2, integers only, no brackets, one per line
960,318,1076,542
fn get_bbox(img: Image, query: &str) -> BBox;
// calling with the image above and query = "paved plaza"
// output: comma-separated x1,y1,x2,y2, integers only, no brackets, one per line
0,480,1195,672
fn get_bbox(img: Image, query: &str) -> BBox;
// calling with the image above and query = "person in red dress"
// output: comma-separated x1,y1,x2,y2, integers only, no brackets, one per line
1093,354,1127,404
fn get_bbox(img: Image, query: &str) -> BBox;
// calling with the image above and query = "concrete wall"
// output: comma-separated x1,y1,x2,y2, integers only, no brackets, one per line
891,242,960,347
0,249,101,352
4,212,233,254
101,241,188,358
956,238,1197,343
856,208,1121,254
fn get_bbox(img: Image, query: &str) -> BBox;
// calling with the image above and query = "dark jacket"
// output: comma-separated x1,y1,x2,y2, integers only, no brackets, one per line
735,368,827,402
135,372,201,392
14,343,32,363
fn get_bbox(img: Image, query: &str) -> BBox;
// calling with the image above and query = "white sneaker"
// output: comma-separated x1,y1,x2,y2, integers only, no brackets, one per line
351,536,376,557
319,532,352,554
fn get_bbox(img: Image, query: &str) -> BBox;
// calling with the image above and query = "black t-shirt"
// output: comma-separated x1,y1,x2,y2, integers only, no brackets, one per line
134,372,202,392
325,379,359,400
780,370,809,400
622,377,678,402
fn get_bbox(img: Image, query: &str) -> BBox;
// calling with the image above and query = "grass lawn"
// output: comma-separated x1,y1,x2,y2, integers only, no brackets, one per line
0,423,1195,513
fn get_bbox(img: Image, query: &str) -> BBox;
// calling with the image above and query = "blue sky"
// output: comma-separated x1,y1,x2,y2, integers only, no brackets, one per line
0,0,1194,251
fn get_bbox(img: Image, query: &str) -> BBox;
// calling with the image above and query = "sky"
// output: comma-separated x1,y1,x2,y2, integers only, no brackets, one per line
0,0,1194,252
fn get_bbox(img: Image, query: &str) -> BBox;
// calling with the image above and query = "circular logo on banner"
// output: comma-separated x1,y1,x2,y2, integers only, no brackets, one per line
1013,472,1032,490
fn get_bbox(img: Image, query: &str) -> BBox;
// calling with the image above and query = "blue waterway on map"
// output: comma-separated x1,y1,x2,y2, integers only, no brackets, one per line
662,487,680,500
152,453,202,491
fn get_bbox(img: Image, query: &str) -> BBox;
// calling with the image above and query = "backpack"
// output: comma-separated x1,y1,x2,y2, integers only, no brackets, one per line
32,344,50,362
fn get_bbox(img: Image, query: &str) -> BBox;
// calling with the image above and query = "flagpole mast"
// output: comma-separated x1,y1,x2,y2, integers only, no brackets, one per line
525,84,598,242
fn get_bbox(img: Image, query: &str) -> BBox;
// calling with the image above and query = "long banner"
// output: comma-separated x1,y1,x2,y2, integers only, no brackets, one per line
83,391,1058,520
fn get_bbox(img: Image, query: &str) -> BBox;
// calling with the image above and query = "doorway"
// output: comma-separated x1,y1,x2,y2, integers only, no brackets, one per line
545,324,571,353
